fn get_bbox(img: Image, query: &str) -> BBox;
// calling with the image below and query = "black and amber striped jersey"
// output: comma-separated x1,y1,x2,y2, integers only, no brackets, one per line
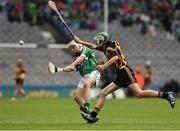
96,41,127,71
15,67,26,80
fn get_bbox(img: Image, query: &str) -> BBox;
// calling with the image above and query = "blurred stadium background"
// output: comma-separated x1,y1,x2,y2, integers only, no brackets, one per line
0,0,180,130
0,0,179,98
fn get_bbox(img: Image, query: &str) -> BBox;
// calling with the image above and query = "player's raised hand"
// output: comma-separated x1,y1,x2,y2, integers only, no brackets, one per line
74,36,82,43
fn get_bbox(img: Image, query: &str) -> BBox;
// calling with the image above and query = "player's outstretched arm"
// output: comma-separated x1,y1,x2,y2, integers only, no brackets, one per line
65,56,85,72
74,36,97,49
104,55,118,68
63,66,75,72
71,55,85,66
97,55,118,72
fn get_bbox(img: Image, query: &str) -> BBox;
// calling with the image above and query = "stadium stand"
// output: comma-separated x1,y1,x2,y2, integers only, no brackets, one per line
0,12,52,44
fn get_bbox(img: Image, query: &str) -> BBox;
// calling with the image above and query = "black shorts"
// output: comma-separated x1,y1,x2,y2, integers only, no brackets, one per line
114,65,137,87
16,79,24,85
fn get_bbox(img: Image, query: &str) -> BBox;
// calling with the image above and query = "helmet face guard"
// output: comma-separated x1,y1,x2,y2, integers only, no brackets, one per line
93,32,110,47
93,35,104,47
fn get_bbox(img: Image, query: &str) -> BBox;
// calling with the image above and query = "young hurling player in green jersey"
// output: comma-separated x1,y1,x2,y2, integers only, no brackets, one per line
63,40,100,119
74,32,175,123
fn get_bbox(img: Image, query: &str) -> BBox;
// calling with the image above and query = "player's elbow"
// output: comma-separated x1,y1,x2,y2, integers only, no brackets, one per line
114,56,119,60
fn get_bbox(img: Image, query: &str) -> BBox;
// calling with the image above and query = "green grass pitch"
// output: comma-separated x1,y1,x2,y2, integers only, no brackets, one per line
0,98,179,130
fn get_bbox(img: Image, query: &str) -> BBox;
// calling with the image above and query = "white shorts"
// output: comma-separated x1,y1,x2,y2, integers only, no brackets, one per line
77,70,100,89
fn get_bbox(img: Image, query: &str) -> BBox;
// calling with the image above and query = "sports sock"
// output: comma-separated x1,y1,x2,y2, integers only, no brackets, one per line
91,107,100,118
84,101,90,108
158,91,168,99
162,92,168,99
80,101,90,112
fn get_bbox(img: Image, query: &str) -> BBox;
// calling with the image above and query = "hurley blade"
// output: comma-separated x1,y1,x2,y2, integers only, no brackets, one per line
48,62,56,73
48,62,64,73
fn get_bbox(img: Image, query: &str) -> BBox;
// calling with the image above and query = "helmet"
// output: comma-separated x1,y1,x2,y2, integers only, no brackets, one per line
68,40,81,48
93,32,110,46
68,40,82,56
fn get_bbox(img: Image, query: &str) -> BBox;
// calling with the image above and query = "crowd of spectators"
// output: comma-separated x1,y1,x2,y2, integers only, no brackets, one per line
2,0,46,25
1,0,180,41
117,0,180,41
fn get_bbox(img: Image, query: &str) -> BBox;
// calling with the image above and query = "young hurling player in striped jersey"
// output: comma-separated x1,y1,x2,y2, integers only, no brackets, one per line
74,32,175,123
12,59,27,101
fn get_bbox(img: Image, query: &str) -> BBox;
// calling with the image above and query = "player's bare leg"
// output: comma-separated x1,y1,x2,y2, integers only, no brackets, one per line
74,87,92,114
81,82,119,123
20,88,27,97
13,86,21,97
12,85,21,100
79,77,96,114
94,83,118,111
81,82,175,123
129,83,175,108
129,83,158,97
83,77,96,107
74,88,85,107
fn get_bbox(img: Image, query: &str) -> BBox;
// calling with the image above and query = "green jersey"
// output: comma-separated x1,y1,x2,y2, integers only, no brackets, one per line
76,46,98,76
